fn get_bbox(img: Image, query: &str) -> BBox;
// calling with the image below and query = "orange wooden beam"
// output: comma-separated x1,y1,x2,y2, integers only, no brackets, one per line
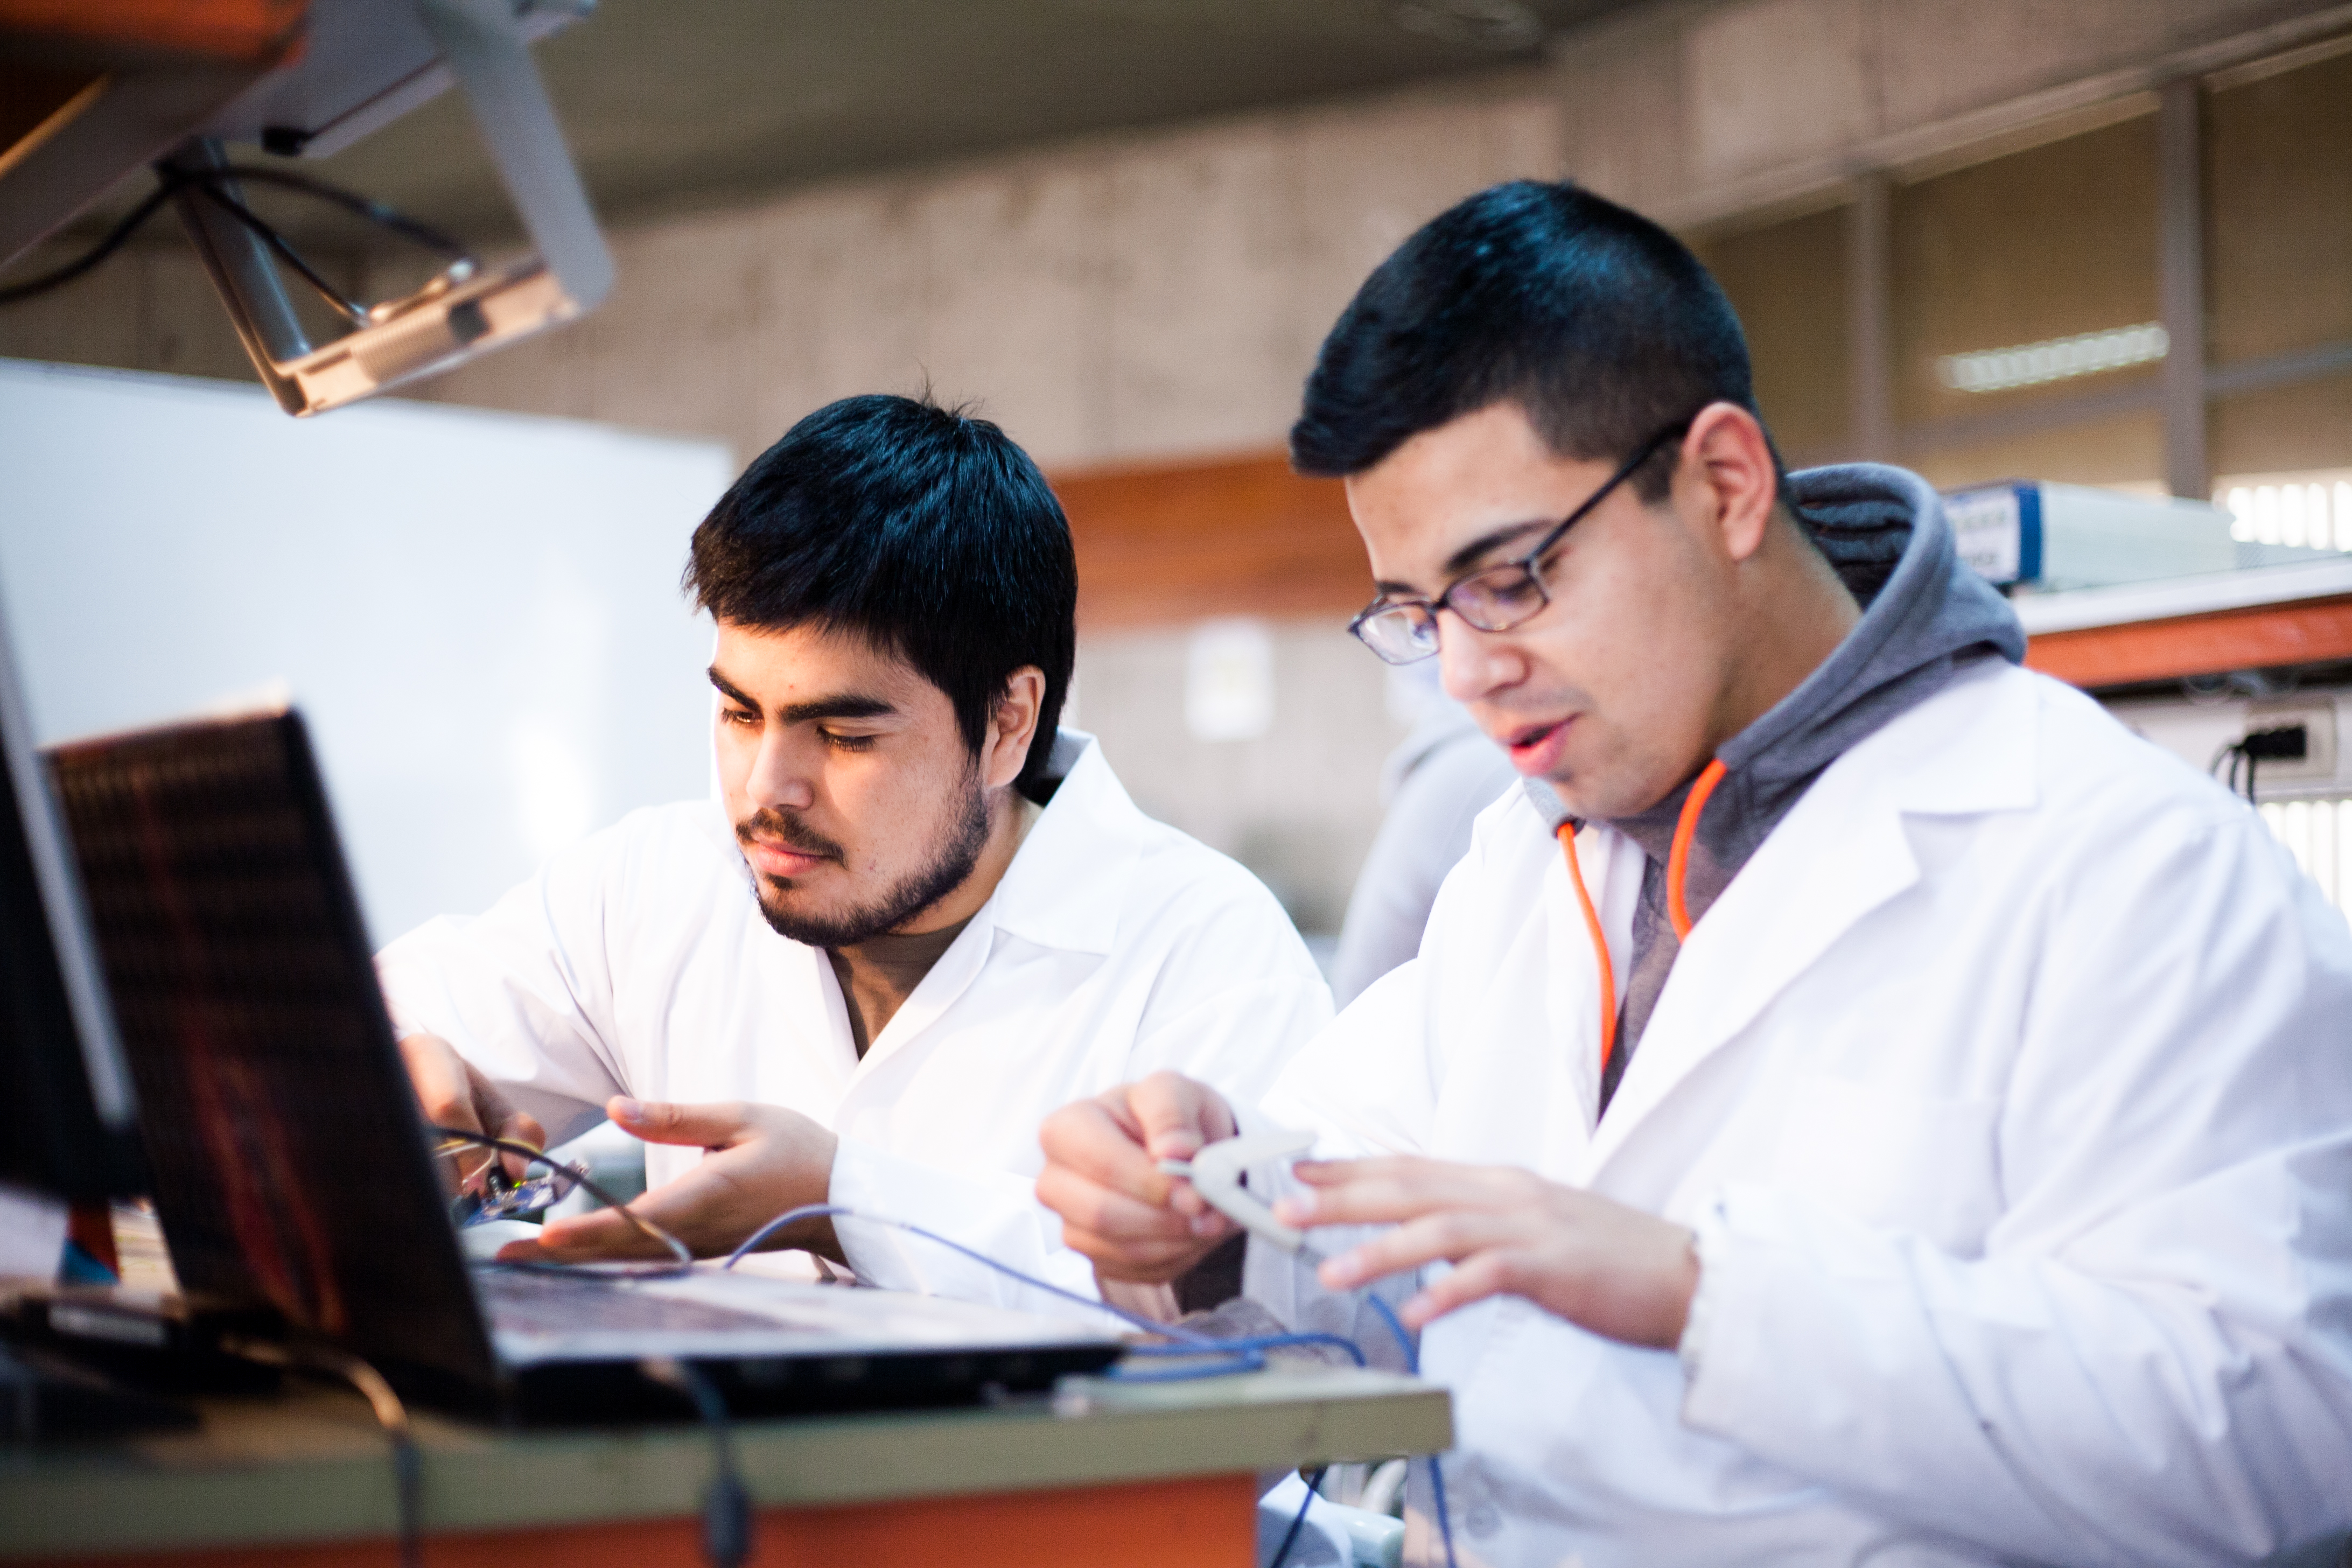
0,0,306,65
1049,445,2352,690
41,1473,1257,1568
1051,449,1368,631
2026,596,2352,688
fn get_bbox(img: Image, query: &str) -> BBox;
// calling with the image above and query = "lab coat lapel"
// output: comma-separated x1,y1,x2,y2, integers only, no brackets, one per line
848,905,995,1077
838,731,1131,1088
1581,784,1920,1177
1577,663,2036,1181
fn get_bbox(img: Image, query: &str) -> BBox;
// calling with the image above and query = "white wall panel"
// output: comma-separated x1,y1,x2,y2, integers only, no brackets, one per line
0,359,731,945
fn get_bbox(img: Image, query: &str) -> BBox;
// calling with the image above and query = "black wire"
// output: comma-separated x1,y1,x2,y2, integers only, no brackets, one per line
221,1338,421,1568
181,164,469,260
1267,1466,1329,1568
639,1357,754,1568
0,164,475,309
194,183,371,325
430,1125,694,1271
2213,740,2243,800
0,178,185,305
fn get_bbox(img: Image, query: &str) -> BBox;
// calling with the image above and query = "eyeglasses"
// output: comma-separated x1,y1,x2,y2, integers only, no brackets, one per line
432,1125,692,1273
1347,418,1693,666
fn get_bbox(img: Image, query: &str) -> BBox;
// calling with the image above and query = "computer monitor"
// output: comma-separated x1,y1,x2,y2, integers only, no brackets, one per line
0,588,143,1202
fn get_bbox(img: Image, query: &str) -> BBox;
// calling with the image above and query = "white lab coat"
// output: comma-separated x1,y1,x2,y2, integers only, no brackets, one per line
377,731,1332,1313
1247,660,2352,1566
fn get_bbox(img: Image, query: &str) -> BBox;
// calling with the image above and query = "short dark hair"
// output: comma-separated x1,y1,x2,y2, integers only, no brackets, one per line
1291,179,1765,500
685,394,1077,802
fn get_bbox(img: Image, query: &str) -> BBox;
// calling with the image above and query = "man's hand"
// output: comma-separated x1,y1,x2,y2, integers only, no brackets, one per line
1035,1070,1242,1284
1274,1158,1700,1347
495,1098,842,1265
401,1032,545,1180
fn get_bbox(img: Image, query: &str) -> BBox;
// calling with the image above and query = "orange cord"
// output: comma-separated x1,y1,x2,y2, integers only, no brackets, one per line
1561,755,1726,1081
1665,758,1727,941
1559,821,1617,1075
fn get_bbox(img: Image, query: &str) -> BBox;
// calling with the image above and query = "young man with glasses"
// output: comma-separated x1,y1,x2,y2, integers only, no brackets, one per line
1035,181,2352,1563
385,393,1329,1312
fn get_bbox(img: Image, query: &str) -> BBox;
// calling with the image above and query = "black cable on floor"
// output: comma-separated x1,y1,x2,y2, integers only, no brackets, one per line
639,1356,753,1568
220,1336,421,1568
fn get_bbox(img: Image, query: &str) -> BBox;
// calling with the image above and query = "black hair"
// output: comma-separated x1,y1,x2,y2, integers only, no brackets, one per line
684,394,1077,802
1291,179,1768,501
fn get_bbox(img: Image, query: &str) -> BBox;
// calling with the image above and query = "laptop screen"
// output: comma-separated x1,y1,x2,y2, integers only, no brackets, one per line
46,709,496,1388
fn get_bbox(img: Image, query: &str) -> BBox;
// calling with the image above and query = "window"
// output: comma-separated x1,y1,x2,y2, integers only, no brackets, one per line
1892,114,2162,443
1707,37,2352,507
2216,468,2352,550
2260,797,2352,919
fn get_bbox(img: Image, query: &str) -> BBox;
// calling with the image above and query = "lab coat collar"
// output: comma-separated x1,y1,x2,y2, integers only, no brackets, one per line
839,731,1140,1075
1580,660,2039,1177
978,729,1143,959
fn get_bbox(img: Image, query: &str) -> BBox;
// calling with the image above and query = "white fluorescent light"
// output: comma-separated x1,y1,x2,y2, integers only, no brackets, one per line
1936,322,2169,395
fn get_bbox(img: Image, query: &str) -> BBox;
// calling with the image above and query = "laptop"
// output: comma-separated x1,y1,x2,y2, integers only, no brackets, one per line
33,706,1122,1421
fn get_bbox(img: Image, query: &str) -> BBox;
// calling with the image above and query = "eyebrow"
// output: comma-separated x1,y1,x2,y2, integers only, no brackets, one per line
1371,517,1557,599
707,668,899,724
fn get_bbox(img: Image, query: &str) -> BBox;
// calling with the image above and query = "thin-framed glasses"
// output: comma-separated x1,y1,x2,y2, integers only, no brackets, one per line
1347,417,1695,665
431,1125,693,1275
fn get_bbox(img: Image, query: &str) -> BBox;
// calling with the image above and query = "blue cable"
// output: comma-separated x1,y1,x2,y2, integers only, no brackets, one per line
722,1203,1364,1380
1268,1465,1327,1568
1365,1294,1459,1568
725,1201,1456,1565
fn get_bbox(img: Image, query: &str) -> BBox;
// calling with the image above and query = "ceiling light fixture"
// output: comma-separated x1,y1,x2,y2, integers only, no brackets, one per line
1936,322,2168,395
1391,0,1544,52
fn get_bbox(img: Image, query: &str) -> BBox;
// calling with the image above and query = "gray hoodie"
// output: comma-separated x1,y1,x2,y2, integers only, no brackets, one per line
1529,463,2027,1110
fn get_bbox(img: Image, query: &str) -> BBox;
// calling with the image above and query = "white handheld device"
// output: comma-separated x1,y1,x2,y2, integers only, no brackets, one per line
1158,1128,1318,1254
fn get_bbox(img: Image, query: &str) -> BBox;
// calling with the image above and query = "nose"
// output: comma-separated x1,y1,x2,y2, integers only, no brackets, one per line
1437,613,1526,706
740,723,816,813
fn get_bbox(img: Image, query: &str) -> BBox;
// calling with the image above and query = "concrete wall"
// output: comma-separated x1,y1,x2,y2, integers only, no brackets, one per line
0,67,1569,942
401,68,1563,470
1552,0,2347,230
437,69,1568,937
5,0,2341,939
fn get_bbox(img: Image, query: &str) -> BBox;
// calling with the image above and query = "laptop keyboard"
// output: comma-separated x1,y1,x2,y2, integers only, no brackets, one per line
478,1268,794,1336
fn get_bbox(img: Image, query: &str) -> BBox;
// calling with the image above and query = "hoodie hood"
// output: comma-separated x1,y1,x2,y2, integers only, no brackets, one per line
1528,461,2026,1108
1713,461,2024,790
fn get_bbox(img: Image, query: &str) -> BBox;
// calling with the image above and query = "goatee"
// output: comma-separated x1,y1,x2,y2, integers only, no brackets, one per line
740,773,992,948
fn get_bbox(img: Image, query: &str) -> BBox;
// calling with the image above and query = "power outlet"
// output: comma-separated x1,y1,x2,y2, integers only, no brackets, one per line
2244,698,2339,786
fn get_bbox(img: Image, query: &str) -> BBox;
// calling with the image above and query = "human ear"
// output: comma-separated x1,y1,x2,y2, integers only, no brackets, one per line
1684,402,1779,565
982,666,1046,790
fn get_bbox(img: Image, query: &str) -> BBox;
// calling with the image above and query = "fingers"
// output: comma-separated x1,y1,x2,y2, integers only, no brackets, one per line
495,1109,547,1148
1397,1248,1521,1329
1129,1070,1236,1165
400,1033,481,1134
597,1116,836,1259
492,1107,548,1180
1060,1226,1226,1285
1037,1162,1230,1249
1316,1209,1525,1292
1035,1075,1238,1283
609,1096,752,1149
1040,1096,1182,1211
501,1206,672,1264
1277,1158,1538,1228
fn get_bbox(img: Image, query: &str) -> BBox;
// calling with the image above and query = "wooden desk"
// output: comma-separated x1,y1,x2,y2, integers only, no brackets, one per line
0,1365,1448,1567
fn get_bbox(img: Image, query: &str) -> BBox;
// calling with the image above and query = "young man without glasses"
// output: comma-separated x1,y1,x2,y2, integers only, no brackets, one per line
385,393,1328,1312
